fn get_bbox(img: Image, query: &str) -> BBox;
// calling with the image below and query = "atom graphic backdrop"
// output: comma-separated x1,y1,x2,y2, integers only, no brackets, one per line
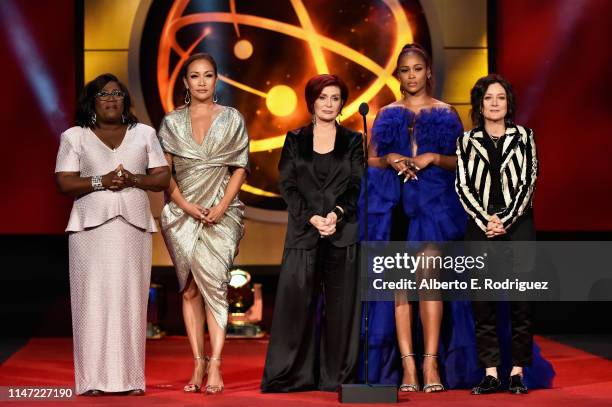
137,0,431,210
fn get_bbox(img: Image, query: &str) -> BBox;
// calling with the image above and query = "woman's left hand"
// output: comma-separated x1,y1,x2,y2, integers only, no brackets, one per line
202,202,228,225
486,214,506,238
411,153,437,171
117,164,138,188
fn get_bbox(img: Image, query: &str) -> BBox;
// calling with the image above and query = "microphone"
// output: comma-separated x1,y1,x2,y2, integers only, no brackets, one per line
359,102,369,117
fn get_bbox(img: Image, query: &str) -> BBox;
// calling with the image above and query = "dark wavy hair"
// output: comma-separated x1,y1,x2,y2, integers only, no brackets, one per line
470,74,516,128
395,43,434,95
75,73,138,129
304,74,349,115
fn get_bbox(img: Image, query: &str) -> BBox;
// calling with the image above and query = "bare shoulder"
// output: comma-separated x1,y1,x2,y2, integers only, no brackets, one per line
430,99,453,110
380,101,404,111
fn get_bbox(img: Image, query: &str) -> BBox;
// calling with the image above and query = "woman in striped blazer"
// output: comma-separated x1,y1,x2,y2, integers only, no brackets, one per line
456,74,538,395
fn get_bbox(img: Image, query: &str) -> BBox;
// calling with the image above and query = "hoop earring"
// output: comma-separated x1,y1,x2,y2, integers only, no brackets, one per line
213,92,218,103
90,112,97,125
184,90,191,105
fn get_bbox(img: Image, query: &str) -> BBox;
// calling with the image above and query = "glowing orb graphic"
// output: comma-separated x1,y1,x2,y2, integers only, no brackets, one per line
266,85,297,117
234,39,253,59
140,0,431,210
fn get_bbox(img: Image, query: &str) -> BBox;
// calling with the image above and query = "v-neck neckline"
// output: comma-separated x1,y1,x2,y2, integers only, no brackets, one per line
89,125,129,152
187,106,226,147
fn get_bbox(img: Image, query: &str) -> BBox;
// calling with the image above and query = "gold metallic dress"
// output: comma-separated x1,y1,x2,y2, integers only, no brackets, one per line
158,106,249,329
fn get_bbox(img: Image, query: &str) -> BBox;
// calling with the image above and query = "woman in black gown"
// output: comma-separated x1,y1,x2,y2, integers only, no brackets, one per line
261,74,364,392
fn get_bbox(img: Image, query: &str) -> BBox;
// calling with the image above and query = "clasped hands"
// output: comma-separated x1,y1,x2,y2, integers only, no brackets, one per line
102,164,137,191
486,214,507,239
183,201,228,226
387,153,436,182
310,212,338,238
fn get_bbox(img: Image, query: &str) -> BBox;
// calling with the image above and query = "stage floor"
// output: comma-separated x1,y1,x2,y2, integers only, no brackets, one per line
0,336,611,406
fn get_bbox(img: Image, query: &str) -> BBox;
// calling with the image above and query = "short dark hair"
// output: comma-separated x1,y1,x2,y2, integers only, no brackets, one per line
75,73,138,128
181,52,218,80
470,74,516,128
304,74,349,114
395,43,434,95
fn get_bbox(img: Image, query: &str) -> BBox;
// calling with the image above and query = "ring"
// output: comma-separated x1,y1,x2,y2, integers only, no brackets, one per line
117,170,123,177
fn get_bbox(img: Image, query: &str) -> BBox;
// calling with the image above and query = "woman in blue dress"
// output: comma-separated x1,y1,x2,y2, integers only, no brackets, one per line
359,44,554,392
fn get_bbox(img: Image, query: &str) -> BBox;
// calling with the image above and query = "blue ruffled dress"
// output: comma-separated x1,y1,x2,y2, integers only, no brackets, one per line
357,106,554,389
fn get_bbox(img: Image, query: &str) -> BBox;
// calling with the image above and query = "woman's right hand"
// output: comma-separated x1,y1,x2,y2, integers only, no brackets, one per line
102,167,125,191
486,215,506,238
386,153,418,181
310,215,336,237
182,202,208,221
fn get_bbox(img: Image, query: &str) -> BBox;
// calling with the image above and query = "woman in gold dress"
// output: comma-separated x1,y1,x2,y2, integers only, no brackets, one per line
158,53,249,395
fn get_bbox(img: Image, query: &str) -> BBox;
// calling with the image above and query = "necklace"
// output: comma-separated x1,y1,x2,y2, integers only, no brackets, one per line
489,135,501,148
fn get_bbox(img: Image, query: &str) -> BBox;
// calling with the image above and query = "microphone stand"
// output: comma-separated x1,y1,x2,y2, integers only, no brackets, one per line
339,105,397,403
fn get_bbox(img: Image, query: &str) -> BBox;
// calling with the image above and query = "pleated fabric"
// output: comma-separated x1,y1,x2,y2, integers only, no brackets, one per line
158,106,249,329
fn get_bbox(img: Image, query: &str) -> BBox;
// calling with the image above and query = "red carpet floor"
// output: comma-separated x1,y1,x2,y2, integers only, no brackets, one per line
0,336,611,406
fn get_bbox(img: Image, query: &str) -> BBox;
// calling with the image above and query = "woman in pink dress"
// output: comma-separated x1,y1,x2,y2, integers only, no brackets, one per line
55,73,170,396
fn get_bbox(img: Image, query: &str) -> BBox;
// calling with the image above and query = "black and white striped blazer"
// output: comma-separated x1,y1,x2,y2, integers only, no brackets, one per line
455,125,538,232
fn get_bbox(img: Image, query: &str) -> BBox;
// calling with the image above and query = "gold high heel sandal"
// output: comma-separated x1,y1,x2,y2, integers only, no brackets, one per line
205,356,224,395
398,353,419,392
183,356,207,393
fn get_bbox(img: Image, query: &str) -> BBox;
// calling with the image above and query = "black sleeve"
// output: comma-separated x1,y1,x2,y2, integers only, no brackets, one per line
278,133,318,226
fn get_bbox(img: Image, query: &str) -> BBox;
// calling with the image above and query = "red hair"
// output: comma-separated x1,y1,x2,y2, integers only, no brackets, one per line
304,74,349,114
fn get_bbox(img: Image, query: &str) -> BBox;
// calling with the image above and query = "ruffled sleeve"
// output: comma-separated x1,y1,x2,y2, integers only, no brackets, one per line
371,107,414,157
437,109,464,155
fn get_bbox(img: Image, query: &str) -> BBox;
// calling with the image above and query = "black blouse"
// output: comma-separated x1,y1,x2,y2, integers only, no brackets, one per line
313,151,333,185
481,131,505,207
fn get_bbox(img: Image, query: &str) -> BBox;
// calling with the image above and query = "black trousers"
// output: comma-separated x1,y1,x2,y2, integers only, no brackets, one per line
465,210,535,368
261,240,360,392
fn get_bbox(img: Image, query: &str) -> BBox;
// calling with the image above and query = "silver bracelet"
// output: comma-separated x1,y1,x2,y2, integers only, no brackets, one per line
91,175,104,191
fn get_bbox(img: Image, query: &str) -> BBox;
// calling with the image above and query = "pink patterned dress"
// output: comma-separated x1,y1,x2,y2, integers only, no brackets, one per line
55,123,167,394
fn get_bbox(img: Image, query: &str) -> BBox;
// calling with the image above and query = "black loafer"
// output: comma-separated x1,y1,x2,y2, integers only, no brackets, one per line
509,374,528,394
471,375,501,395
81,389,104,397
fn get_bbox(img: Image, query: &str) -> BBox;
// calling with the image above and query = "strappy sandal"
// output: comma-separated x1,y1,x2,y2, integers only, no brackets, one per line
183,355,207,393
398,353,419,392
422,353,445,393
205,356,224,395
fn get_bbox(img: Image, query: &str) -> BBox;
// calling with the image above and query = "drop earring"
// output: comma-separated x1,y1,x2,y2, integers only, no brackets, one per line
121,114,127,124
184,90,191,105
312,114,317,126
213,92,218,103
90,112,97,125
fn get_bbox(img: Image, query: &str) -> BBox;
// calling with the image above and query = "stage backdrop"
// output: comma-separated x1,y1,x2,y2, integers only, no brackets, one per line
83,0,489,266
2,1,608,248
